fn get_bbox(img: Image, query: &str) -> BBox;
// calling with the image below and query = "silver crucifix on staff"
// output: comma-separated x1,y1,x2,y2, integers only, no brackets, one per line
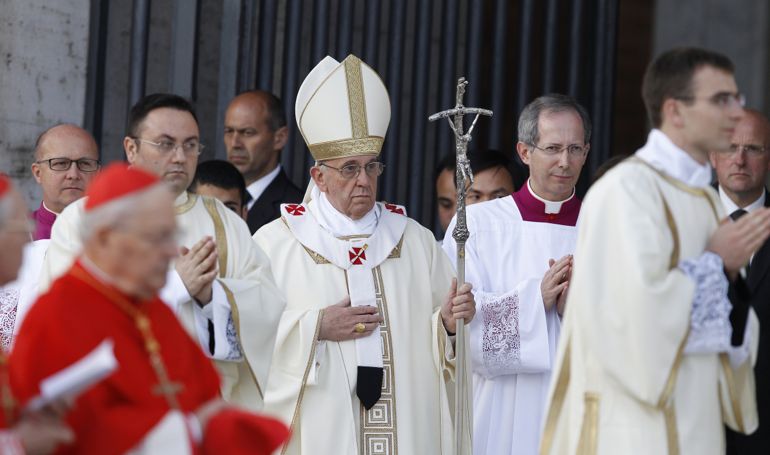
429,77,492,455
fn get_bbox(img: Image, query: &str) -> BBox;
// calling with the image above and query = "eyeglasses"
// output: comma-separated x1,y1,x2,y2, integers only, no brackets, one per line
529,144,588,157
721,143,768,157
320,161,385,179
133,138,204,156
35,157,101,172
677,92,746,109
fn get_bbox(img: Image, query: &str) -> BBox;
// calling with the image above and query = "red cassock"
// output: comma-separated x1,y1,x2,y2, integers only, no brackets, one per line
9,261,221,454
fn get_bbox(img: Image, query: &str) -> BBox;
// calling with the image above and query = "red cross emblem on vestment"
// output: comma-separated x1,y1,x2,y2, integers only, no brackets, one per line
384,203,405,215
286,204,305,216
349,246,367,265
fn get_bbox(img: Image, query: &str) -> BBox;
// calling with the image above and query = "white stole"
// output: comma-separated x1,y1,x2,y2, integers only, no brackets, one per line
280,197,407,371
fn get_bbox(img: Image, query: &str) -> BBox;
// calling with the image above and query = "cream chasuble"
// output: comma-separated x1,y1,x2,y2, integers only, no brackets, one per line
541,130,758,455
254,199,472,455
38,192,285,412
444,185,579,455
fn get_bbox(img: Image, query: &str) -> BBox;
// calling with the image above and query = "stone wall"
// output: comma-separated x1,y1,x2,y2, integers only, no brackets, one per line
0,0,90,208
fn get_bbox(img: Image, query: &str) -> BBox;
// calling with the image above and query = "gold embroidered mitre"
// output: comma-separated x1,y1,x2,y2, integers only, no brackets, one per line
295,54,391,161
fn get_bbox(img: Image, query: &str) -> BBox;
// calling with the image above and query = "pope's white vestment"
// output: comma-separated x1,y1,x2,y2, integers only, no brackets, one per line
39,192,285,412
443,183,580,455
541,130,759,455
254,197,472,455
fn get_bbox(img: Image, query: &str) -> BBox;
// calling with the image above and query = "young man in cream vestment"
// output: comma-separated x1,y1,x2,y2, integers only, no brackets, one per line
39,94,285,413
254,55,475,455
541,48,770,455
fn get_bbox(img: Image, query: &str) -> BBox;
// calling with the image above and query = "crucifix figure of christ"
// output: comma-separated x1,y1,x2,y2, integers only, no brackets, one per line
429,77,492,455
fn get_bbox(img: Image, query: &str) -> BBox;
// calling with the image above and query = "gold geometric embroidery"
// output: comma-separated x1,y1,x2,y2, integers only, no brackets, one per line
344,55,368,139
360,267,398,455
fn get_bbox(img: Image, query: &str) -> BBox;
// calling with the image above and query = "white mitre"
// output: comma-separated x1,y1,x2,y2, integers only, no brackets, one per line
295,54,391,161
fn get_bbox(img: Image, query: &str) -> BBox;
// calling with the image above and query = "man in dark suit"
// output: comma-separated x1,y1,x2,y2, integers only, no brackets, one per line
712,109,770,455
224,90,303,233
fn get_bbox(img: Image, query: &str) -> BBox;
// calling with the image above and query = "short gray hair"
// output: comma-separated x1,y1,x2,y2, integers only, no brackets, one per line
517,94,592,146
80,184,168,242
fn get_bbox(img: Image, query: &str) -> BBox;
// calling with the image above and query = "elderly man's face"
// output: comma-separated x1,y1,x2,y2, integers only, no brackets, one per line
31,125,100,213
104,189,178,299
0,189,31,285
518,109,588,201
124,108,200,196
710,112,770,202
311,155,380,220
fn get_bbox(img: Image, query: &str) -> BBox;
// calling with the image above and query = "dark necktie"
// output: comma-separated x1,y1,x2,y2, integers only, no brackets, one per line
730,209,751,273
730,208,747,221
357,367,383,410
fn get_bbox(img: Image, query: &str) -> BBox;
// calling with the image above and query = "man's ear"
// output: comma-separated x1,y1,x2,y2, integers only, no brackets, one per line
708,151,719,169
273,126,289,151
310,165,327,192
31,162,43,184
662,98,684,128
124,136,138,164
516,141,532,166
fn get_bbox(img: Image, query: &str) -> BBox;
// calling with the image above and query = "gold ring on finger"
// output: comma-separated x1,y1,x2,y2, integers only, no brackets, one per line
354,322,366,333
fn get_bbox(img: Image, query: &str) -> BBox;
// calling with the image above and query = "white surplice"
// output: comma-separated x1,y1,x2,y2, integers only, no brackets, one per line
254,196,472,455
38,192,285,412
541,130,759,455
443,188,578,455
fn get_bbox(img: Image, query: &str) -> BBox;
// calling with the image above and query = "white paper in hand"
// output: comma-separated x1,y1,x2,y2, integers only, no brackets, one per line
26,338,118,411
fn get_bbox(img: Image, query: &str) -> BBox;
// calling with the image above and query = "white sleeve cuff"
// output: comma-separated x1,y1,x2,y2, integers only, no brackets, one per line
191,281,243,361
727,316,752,369
159,269,192,312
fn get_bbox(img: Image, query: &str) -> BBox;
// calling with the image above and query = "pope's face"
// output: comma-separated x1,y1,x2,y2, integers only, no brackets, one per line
124,108,200,196
710,112,770,200
517,109,588,201
0,189,31,285
106,189,178,299
311,155,379,220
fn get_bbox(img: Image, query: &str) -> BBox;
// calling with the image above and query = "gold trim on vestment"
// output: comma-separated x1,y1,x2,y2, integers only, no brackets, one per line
663,403,680,455
387,236,403,259
630,158,721,220
539,339,571,455
309,136,384,161
175,192,198,214
719,353,746,433
202,196,228,276
358,267,399,455
577,392,599,455
344,55,368,140
281,311,324,455
221,282,263,399
661,196,680,270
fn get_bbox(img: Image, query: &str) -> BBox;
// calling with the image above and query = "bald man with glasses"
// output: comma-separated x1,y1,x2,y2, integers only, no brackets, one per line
31,124,100,241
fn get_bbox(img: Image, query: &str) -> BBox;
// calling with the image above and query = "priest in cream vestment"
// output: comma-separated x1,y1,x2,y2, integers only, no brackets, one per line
38,93,285,413
541,48,770,455
254,54,475,455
